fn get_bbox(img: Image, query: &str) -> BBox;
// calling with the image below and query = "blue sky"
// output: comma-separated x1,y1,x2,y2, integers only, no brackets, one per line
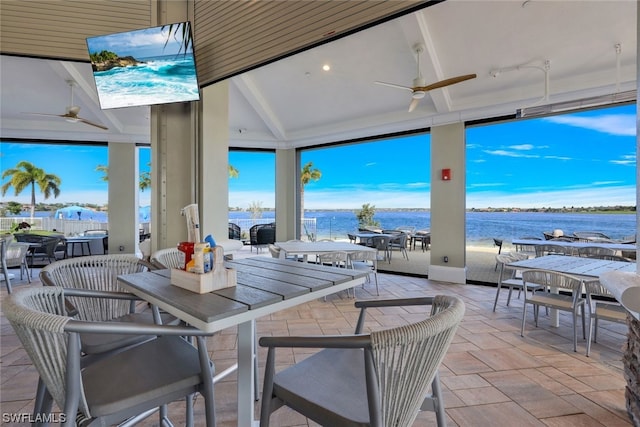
1,103,636,210
0,144,151,206
86,22,193,59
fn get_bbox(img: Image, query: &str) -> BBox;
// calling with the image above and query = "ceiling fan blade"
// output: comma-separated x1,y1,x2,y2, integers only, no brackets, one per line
374,81,414,92
416,74,477,92
77,117,109,130
24,112,66,118
408,98,420,113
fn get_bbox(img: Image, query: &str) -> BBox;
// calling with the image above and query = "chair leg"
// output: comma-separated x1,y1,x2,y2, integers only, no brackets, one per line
432,372,447,427
2,265,12,294
506,287,514,307
492,285,501,312
587,316,594,357
373,271,379,296
521,304,527,337
572,309,578,352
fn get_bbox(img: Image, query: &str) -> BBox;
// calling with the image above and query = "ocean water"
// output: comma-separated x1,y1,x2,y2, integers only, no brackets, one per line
94,54,199,109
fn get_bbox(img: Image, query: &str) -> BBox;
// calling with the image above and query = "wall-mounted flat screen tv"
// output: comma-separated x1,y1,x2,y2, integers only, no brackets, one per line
86,21,200,109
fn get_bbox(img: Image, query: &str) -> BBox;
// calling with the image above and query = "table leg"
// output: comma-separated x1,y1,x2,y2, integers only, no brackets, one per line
237,320,257,426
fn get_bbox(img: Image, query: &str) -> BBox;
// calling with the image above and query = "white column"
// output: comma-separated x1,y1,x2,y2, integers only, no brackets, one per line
200,82,231,244
108,142,139,255
429,122,467,284
275,148,297,241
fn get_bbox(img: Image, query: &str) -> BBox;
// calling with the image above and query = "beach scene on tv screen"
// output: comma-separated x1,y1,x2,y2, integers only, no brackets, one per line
86,22,200,109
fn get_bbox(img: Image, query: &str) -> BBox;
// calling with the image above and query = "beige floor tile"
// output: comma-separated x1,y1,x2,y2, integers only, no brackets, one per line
1,260,634,426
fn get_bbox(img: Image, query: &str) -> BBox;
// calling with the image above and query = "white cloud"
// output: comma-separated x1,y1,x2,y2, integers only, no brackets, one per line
544,114,636,136
508,144,534,150
483,149,539,158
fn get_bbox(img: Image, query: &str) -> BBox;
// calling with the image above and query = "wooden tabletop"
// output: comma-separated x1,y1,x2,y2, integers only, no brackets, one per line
118,256,368,333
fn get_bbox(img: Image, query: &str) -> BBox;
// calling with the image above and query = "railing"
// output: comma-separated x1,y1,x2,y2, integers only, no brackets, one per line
3,216,317,241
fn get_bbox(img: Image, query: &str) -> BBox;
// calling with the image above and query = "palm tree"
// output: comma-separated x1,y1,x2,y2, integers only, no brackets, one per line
1,161,61,219
229,164,239,178
300,161,321,219
96,163,151,190
96,164,109,182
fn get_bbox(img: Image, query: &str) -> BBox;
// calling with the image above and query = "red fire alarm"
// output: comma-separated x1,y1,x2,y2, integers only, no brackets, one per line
441,168,451,181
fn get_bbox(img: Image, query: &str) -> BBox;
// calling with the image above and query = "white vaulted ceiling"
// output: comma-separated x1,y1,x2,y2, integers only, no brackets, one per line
1,1,636,148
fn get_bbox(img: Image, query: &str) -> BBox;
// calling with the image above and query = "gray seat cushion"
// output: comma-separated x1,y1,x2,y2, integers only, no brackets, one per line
273,348,369,426
82,336,204,419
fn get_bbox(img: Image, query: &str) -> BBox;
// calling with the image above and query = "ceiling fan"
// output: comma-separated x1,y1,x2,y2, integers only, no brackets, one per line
375,44,477,112
24,80,108,130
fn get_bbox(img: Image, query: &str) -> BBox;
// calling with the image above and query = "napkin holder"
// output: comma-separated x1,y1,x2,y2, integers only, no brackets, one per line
171,246,237,294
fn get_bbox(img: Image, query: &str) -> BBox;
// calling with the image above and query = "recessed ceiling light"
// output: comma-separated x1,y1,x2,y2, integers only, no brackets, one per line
322,64,331,71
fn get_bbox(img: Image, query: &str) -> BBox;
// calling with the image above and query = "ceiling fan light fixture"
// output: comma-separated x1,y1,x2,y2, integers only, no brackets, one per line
412,91,426,99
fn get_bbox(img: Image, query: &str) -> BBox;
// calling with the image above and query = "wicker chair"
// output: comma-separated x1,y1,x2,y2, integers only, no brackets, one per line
577,246,616,258
40,254,179,355
3,286,215,426
259,295,465,427
348,250,379,295
493,252,541,312
2,237,33,293
521,269,586,352
584,279,628,357
150,247,183,269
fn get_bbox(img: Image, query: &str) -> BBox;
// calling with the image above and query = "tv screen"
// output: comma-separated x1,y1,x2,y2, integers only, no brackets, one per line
86,21,200,109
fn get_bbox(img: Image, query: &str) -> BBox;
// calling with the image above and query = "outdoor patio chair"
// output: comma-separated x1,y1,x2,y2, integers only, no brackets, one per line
40,254,180,356
578,246,617,258
347,250,379,295
492,252,542,312
150,247,183,269
3,286,216,427
388,232,409,261
521,269,586,352
228,222,241,240
259,295,465,427
493,238,503,270
584,279,628,357
250,223,276,253
6,241,32,281
369,235,391,263
586,254,632,262
534,243,573,257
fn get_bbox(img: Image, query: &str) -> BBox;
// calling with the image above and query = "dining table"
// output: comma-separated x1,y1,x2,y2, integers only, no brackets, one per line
275,240,377,260
511,238,636,254
117,256,368,427
507,254,636,326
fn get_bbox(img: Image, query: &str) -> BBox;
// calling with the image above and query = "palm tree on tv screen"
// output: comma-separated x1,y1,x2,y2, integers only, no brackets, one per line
1,161,61,219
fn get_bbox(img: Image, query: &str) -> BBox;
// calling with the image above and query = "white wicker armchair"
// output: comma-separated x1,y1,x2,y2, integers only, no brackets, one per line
259,295,465,427
3,286,215,426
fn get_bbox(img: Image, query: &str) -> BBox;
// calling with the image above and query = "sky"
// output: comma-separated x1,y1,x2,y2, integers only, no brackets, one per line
230,103,637,210
0,103,636,210
0,144,151,207
86,22,193,59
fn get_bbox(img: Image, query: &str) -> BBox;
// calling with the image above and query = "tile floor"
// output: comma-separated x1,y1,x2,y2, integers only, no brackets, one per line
0,263,633,427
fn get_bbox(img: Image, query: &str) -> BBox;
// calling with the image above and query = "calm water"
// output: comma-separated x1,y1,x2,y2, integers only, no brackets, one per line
15,210,636,247
231,210,637,246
